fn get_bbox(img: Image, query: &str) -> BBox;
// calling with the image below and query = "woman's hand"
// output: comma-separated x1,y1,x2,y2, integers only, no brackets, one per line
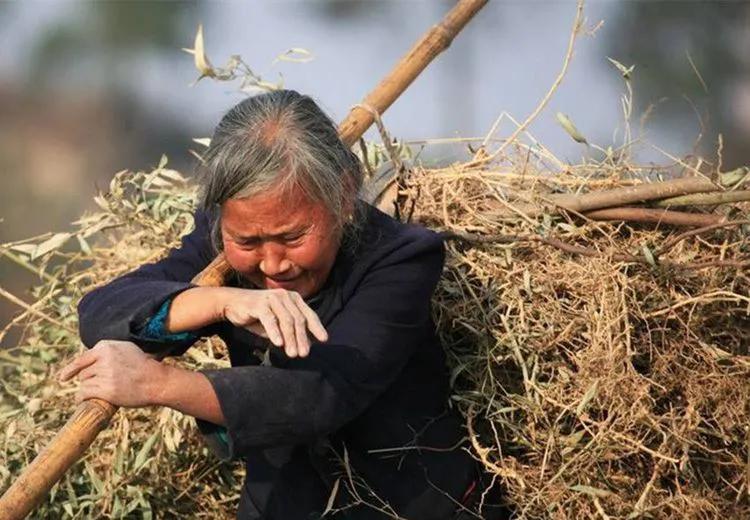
58,340,164,407
217,288,328,358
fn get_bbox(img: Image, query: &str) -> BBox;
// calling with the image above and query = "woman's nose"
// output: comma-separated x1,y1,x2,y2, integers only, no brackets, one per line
259,244,292,276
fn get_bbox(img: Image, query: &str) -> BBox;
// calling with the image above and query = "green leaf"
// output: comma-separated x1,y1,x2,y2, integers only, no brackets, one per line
86,463,104,494
606,57,635,80
641,245,657,267
157,154,168,170
322,477,340,516
93,194,109,210
8,244,37,256
134,432,159,471
719,166,748,188
111,495,122,517
555,112,588,144
274,47,314,64
158,168,186,183
182,24,214,79
76,234,92,255
576,380,598,415
32,233,71,260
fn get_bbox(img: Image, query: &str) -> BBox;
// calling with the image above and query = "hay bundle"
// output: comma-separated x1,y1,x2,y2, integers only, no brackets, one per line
1,148,749,518
402,158,750,518
1,164,242,517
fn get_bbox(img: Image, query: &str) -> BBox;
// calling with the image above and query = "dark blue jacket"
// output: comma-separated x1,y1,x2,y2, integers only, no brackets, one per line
78,203,476,519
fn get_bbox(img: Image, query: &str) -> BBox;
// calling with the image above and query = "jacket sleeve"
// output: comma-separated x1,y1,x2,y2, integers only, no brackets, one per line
201,229,445,457
77,210,216,355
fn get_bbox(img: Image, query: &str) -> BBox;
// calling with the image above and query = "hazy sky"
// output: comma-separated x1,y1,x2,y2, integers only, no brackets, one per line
0,1,694,164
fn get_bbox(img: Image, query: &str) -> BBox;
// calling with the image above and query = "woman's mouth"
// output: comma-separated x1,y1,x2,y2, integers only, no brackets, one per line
264,275,300,290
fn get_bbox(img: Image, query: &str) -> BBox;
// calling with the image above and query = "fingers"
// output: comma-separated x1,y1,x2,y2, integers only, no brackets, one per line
280,293,310,357
246,322,269,338
58,349,98,382
77,364,100,382
256,308,283,348
264,291,328,358
225,288,328,358
291,292,329,343
269,296,299,358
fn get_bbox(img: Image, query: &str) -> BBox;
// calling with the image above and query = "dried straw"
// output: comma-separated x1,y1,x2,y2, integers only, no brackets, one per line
1,137,749,519
401,152,749,518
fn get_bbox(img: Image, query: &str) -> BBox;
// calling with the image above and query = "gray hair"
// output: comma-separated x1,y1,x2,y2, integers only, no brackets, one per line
199,90,365,252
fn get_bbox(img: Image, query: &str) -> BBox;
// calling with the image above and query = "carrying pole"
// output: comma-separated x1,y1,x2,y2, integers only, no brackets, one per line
0,1,487,517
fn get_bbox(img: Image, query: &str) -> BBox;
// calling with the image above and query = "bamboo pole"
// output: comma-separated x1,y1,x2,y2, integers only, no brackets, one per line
0,264,220,520
337,0,488,146
0,1,488,517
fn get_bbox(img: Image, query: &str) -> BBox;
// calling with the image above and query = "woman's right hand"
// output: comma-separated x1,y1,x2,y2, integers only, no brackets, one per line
216,287,328,358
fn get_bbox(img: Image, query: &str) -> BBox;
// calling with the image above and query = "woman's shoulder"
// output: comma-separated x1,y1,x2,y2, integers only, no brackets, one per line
346,203,445,272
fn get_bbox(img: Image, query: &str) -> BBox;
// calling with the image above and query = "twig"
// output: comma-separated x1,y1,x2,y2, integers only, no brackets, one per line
470,0,585,165
655,219,750,256
0,286,75,333
645,290,750,318
0,288,61,344
584,207,724,228
0,249,56,283
551,176,722,214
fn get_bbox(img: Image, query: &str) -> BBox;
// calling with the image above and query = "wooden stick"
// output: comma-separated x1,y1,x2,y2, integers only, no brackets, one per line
490,177,732,221
0,262,222,520
0,400,116,520
0,2,489,517
337,0,488,147
550,176,720,213
654,190,750,207
583,207,724,227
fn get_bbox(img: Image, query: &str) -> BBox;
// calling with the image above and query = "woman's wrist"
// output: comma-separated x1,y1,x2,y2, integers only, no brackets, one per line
208,286,233,323
145,361,225,425
167,287,232,333
145,359,173,406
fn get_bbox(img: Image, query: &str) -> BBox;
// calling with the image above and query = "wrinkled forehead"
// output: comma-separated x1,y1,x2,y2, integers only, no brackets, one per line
220,184,334,236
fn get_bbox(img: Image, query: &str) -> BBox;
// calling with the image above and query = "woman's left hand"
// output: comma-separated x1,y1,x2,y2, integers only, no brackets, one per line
58,340,164,407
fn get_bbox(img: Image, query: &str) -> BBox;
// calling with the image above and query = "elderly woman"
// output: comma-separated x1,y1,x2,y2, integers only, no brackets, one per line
59,90,482,519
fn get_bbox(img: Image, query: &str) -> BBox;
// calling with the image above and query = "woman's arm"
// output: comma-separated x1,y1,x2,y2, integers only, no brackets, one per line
165,286,226,332
58,340,226,425
155,363,225,425
77,210,215,354
167,286,328,358
194,228,445,455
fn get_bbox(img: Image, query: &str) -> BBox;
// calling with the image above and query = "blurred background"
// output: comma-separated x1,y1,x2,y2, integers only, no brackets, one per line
1,0,749,329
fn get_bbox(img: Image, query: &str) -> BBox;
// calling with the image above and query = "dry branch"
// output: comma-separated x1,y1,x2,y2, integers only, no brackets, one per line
583,207,724,227
654,189,750,207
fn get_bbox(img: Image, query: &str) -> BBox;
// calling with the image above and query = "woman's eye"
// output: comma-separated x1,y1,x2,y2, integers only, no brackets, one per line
237,239,260,249
285,236,304,246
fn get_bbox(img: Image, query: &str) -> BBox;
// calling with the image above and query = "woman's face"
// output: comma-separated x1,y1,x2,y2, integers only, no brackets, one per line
220,185,342,299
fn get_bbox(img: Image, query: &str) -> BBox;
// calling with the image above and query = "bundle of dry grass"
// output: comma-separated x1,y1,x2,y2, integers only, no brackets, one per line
401,153,750,518
1,140,749,518
1,162,241,518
